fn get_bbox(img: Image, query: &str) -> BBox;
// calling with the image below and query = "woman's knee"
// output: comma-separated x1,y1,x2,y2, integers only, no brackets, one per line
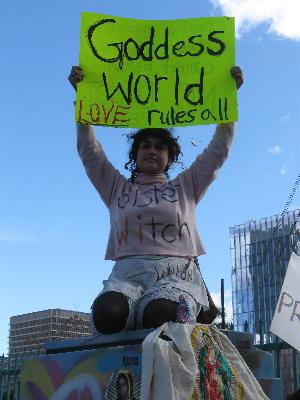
142,298,178,329
92,291,129,334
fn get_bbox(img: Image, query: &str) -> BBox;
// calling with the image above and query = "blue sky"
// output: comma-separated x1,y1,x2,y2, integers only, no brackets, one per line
1,0,299,355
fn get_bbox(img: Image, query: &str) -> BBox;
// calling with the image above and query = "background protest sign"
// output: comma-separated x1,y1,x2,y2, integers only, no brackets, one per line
270,252,300,351
76,13,237,128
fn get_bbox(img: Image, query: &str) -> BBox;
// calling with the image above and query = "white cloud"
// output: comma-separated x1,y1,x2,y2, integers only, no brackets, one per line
211,0,300,39
281,113,291,123
0,231,37,244
268,145,282,155
280,164,287,175
211,289,233,320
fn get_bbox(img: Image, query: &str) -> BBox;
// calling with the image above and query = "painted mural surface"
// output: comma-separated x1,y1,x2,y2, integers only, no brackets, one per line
20,344,141,400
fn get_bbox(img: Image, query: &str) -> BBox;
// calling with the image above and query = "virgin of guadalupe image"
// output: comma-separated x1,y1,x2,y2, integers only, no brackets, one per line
105,370,139,400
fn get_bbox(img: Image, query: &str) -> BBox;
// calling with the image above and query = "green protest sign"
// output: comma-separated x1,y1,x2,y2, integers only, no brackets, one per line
76,13,236,128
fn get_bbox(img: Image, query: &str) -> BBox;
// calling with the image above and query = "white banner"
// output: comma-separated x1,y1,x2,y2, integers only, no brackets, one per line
270,252,300,351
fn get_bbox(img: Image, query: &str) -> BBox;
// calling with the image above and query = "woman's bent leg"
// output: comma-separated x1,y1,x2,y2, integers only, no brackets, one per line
142,298,178,329
92,291,129,334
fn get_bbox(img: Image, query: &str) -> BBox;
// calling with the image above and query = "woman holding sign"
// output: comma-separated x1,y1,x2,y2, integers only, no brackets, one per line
69,65,243,334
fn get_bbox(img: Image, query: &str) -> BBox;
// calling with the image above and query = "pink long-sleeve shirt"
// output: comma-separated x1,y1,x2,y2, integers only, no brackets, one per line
77,123,235,260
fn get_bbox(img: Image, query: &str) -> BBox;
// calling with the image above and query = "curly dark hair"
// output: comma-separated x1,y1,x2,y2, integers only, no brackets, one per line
124,128,182,182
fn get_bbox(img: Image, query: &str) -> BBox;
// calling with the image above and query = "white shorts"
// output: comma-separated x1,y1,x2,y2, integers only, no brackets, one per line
92,256,209,332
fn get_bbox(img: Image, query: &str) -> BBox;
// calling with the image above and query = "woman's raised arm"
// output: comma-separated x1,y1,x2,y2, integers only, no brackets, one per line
68,66,125,207
176,66,244,203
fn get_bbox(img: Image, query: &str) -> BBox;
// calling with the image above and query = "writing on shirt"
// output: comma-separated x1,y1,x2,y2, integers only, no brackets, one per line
115,212,192,247
114,183,193,250
117,183,181,209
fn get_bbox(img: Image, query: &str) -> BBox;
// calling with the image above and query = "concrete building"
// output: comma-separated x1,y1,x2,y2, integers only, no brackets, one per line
9,309,92,357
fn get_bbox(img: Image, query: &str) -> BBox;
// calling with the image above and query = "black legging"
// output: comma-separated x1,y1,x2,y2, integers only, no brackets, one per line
92,291,177,334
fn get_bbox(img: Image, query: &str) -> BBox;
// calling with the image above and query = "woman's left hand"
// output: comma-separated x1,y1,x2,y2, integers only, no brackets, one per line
231,66,244,90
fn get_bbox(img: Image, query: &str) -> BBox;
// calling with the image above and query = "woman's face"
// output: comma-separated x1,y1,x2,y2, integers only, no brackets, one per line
136,136,169,175
117,376,129,399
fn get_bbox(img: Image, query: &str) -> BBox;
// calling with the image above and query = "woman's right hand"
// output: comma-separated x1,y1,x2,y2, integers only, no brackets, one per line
68,66,84,91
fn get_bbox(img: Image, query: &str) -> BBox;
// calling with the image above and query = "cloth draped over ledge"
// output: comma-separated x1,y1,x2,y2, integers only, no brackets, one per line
141,323,269,400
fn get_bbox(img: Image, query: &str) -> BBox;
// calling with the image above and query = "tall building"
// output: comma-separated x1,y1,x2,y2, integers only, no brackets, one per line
230,209,300,342
9,309,92,357
230,209,300,398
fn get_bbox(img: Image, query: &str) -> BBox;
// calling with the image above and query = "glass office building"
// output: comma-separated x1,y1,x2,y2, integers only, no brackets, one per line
230,209,300,344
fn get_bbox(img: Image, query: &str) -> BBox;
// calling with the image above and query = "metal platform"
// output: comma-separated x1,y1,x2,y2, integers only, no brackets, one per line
20,328,282,399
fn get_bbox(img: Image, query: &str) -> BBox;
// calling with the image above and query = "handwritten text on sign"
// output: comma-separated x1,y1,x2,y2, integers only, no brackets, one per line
76,13,237,128
270,252,300,351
